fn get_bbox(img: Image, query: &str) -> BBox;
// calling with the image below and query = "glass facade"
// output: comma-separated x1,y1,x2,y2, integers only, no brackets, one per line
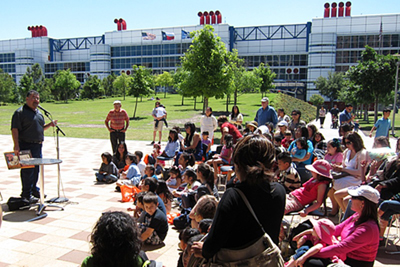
45,62,90,73
0,64,16,73
111,43,191,57
241,54,308,68
0,53,15,63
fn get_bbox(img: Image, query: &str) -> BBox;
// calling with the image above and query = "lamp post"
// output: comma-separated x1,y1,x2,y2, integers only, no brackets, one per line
392,54,400,136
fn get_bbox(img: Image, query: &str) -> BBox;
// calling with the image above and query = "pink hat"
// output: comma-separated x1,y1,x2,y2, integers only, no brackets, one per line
310,218,336,245
305,159,333,179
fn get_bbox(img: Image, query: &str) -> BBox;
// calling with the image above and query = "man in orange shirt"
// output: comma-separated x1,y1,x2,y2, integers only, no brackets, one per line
105,100,130,153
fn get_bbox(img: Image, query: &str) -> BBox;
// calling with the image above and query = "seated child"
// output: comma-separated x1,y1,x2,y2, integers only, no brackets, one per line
189,195,218,229
183,234,204,267
285,160,332,216
139,192,169,245
156,180,173,214
198,218,213,235
95,152,119,183
201,131,212,161
128,191,147,222
177,228,201,267
274,135,286,154
166,166,183,191
139,165,158,188
141,177,167,215
117,153,141,187
173,126,185,151
275,152,301,193
286,218,338,267
160,129,181,158
135,151,146,177
282,130,293,149
206,134,233,167
290,137,308,159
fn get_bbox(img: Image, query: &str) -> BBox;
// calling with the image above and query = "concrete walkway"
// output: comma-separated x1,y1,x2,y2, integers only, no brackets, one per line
0,113,399,266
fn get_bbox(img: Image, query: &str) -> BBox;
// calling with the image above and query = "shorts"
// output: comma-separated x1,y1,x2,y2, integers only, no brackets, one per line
154,120,163,131
285,194,304,214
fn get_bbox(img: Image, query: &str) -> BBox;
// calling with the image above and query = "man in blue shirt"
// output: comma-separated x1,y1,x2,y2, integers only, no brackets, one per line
339,104,355,125
254,97,278,128
369,109,391,140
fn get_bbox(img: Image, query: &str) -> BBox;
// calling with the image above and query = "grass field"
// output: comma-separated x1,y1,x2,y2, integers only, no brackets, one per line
356,111,400,138
0,93,317,141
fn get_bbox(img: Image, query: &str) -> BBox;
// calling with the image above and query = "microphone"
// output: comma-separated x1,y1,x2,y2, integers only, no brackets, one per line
38,105,51,115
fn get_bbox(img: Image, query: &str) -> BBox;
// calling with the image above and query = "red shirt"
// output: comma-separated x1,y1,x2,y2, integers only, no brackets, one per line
106,109,129,130
221,122,243,144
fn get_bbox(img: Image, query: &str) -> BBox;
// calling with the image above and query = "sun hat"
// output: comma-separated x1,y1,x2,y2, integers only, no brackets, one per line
348,185,380,204
305,159,333,179
309,218,336,245
247,121,258,129
261,97,269,102
113,100,121,105
277,121,288,127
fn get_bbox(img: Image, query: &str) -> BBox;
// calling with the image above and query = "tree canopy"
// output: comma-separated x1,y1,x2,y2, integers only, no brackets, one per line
253,63,276,97
81,75,103,99
129,65,153,118
314,71,346,105
53,69,81,102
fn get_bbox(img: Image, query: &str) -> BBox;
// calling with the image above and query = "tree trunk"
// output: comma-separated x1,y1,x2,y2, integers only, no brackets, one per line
364,105,369,124
123,88,126,100
140,96,142,102
194,97,196,110
154,86,157,96
234,88,238,107
133,96,138,118
181,95,184,106
374,97,379,123
226,95,229,112
164,87,167,99
203,97,208,113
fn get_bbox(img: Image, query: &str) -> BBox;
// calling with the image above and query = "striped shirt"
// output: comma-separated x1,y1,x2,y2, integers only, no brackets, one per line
106,109,129,130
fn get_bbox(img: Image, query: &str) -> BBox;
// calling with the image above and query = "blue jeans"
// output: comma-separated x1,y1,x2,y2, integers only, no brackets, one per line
19,141,42,199
95,173,118,183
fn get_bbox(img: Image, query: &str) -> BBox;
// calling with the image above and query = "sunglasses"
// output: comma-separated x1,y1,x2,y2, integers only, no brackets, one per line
345,141,352,145
291,113,298,116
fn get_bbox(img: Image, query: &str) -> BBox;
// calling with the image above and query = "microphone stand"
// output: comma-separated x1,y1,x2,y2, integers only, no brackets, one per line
41,108,69,203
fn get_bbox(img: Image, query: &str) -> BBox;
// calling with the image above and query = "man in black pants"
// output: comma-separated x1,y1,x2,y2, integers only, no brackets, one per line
11,90,57,203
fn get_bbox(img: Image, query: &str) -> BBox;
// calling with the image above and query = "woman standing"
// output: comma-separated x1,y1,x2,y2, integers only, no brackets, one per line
304,185,380,267
192,135,286,262
200,107,218,141
319,106,326,128
229,105,243,131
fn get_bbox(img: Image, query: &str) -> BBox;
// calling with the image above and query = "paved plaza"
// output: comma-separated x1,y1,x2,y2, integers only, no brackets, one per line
0,113,399,266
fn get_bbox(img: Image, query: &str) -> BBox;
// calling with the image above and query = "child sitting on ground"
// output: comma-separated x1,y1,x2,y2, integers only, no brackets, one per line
116,153,141,187
198,218,213,235
189,195,218,229
139,192,169,246
274,135,286,154
275,152,301,193
156,180,173,214
285,218,338,267
128,191,147,222
282,130,294,149
201,131,212,161
290,137,308,160
135,151,146,177
177,228,201,267
160,129,181,158
138,165,158,188
166,166,183,191
95,152,119,183
141,177,167,215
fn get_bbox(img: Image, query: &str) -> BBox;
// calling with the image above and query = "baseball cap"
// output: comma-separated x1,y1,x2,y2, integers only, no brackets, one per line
277,121,288,127
348,185,380,204
261,97,269,102
113,100,121,105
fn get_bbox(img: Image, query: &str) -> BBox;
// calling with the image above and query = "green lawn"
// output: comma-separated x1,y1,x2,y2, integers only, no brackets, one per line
0,93,317,141
357,111,400,138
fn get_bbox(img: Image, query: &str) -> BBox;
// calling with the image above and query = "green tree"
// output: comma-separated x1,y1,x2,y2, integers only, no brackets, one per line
181,25,231,113
53,69,81,102
0,69,16,103
346,46,397,122
314,72,346,106
173,68,191,106
253,63,276,97
18,63,51,102
102,73,117,96
113,72,132,100
155,71,174,99
81,75,103,99
129,65,153,118
309,94,325,107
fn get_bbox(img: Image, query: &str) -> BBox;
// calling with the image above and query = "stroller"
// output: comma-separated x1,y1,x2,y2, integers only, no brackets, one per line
331,115,338,129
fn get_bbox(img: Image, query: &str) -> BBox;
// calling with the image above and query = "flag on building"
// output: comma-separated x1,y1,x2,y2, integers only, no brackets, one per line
162,31,175,40
142,32,156,40
181,30,191,39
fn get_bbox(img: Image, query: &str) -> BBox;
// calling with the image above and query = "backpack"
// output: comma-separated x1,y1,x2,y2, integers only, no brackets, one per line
7,197,30,211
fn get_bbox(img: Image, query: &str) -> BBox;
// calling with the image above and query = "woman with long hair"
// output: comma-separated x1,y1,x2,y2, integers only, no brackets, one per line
229,105,243,130
82,211,149,267
182,122,203,161
112,141,128,173
304,185,380,267
196,163,219,200
192,135,286,263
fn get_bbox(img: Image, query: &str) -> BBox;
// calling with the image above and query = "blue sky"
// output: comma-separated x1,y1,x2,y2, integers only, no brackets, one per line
1,0,399,40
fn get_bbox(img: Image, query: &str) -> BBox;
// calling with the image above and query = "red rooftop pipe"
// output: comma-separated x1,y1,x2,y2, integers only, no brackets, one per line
324,3,330,18
204,11,210,25
39,25,47,36
331,2,337,17
114,19,121,31
119,18,127,30
338,2,344,17
198,12,204,25
345,1,351,16
215,10,222,24
209,11,216,24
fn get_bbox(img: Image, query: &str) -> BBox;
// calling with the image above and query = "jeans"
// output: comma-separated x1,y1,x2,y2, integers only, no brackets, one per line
95,173,118,183
110,131,125,154
19,141,42,199
380,200,400,221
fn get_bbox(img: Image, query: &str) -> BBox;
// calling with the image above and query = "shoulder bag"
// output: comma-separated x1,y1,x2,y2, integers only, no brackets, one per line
208,188,284,267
